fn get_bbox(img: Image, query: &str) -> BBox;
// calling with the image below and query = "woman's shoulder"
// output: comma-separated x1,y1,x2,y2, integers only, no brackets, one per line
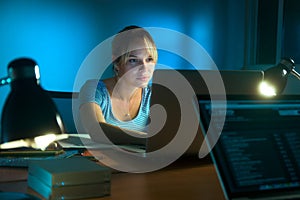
101,77,115,92
79,79,110,98
143,84,152,95
141,85,152,104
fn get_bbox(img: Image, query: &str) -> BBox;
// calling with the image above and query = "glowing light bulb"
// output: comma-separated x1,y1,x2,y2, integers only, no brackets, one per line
259,81,276,97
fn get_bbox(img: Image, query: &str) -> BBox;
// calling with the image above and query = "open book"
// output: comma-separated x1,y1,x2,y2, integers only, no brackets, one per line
58,122,147,153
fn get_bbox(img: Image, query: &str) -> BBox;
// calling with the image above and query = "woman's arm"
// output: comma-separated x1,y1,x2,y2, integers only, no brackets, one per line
79,102,105,132
79,102,147,144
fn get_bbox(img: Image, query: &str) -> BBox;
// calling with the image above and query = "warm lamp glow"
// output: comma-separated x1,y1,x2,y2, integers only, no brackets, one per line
259,81,276,97
0,133,69,150
33,133,69,150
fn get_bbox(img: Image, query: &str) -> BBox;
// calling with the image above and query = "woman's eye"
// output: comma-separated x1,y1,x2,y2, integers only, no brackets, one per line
146,57,154,62
128,58,138,64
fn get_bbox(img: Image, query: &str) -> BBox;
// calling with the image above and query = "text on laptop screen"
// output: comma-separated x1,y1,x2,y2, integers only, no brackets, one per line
198,96,300,199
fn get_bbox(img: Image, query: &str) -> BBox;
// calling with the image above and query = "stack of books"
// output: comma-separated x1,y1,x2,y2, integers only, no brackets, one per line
27,157,111,199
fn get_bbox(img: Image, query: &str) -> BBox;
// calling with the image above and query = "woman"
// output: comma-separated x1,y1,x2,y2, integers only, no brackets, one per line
79,25,158,137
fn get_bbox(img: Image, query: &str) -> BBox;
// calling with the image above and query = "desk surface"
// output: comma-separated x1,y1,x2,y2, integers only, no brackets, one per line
0,157,225,200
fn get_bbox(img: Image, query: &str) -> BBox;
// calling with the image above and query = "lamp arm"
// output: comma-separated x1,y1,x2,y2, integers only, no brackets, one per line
291,69,300,80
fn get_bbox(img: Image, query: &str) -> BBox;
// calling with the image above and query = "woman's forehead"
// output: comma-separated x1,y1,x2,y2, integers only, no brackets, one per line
126,38,150,51
128,48,151,57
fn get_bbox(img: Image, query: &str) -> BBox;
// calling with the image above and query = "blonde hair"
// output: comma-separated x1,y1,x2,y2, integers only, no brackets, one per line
112,26,158,69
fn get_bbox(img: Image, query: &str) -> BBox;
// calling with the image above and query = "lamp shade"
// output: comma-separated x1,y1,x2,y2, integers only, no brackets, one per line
260,58,296,96
0,58,67,150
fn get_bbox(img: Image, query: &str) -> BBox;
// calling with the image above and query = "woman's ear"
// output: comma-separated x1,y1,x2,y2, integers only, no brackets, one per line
112,56,119,70
113,64,119,76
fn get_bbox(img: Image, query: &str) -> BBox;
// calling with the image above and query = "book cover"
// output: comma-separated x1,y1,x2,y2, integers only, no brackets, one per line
28,174,110,200
28,157,111,187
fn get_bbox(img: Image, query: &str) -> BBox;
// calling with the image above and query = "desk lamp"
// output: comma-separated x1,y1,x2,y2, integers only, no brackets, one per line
259,58,300,97
0,58,68,150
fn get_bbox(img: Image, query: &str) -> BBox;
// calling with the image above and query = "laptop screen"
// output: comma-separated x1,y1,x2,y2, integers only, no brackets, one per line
198,95,300,199
146,69,264,155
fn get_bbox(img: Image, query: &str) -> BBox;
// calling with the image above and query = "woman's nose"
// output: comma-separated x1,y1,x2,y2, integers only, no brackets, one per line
139,60,148,70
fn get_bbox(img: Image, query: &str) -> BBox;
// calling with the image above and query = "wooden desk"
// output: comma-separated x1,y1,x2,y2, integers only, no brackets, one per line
0,158,225,200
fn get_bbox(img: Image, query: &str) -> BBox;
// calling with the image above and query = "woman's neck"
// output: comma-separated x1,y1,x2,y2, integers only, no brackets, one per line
112,77,139,101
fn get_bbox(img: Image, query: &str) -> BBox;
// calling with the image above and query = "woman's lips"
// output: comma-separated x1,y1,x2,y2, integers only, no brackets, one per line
137,76,149,82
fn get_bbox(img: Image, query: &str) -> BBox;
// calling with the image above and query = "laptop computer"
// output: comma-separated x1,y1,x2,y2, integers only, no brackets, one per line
197,94,300,200
48,91,79,134
146,69,264,157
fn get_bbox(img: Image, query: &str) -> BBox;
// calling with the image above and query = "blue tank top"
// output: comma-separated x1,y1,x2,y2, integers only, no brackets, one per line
79,79,151,132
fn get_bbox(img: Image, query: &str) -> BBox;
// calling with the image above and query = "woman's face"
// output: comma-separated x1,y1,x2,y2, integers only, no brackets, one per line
117,46,156,88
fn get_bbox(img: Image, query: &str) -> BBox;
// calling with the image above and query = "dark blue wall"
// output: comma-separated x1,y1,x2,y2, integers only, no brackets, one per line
0,0,246,113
